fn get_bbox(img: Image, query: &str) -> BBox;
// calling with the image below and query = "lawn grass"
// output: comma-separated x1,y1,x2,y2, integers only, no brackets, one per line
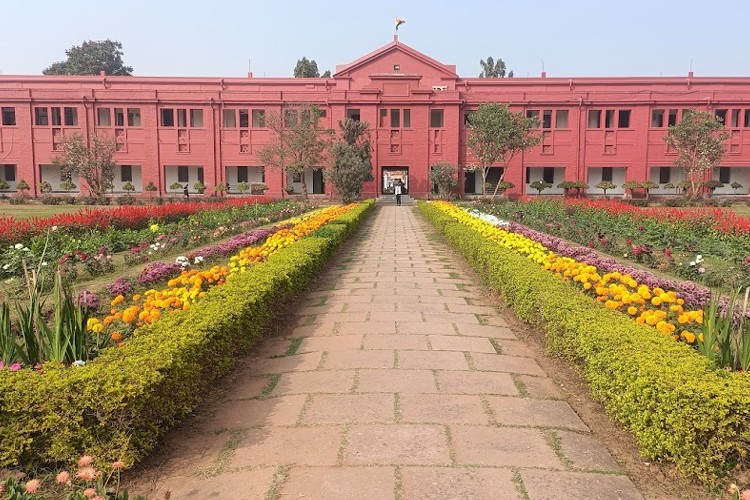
0,202,103,219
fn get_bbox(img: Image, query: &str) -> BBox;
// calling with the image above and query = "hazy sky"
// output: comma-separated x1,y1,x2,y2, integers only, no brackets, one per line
1,0,748,78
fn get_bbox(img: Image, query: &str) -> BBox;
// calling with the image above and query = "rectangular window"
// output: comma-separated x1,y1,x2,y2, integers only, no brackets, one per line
346,108,361,121
127,108,141,126
114,108,124,127
430,109,444,128
379,109,388,128
51,107,62,126
237,166,248,183
604,110,615,129
1,107,16,126
651,109,664,128
177,109,187,128
97,108,111,126
555,110,569,128
601,167,613,182
719,166,731,184
745,110,750,128
526,110,540,127
525,167,531,183
464,170,476,194
542,167,555,184
659,166,671,184
618,110,631,128
731,109,741,128
190,109,203,128
239,109,250,128
284,109,297,127
542,110,552,129
588,110,601,128
390,109,400,128
223,109,236,128
35,107,48,126
197,167,204,183
715,109,728,124
251,109,265,128
160,109,175,127
4,165,15,182
121,165,132,182
403,109,411,128
668,109,678,127
177,166,189,183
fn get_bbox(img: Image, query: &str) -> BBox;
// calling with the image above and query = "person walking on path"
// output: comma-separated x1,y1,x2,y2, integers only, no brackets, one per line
394,179,403,206
183,184,189,199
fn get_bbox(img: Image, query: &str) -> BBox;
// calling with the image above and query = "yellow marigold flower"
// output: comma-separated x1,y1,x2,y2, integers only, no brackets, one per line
627,306,638,316
86,318,99,331
583,282,592,290
132,294,141,302
683,332,696,344
651,297,662,306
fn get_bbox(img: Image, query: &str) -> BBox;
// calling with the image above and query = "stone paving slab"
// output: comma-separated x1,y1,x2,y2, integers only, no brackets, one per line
131,205,641,499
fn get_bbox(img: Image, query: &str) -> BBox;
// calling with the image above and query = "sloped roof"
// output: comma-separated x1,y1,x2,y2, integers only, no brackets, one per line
334,38,457,78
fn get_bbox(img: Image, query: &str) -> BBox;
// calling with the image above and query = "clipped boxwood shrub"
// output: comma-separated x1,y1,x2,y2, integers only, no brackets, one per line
418,201,750,483
0,200,374,470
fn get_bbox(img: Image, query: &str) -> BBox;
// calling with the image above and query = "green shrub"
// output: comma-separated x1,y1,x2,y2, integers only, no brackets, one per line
418,201,750,483
0,201,374,471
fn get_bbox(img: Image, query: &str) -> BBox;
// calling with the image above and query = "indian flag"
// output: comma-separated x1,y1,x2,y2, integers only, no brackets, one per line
395,18,406,31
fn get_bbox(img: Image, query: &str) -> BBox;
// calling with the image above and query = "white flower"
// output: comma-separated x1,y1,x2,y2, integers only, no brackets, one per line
51,225,58,231
194,256,204,265
22,247,29,252
2,264,9,270
72,360,85,367
4,277,15,284
696,254,703,261
14,243,23,250
689,261,695,266
175,256,189,269
41,261,48,267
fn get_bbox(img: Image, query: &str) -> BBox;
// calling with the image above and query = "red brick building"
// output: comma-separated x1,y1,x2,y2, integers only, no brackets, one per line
1,37,749,199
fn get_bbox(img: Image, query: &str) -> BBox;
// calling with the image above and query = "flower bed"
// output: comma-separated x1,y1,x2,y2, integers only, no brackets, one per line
419,200,750,483
471,199,750,290
0,200,374,471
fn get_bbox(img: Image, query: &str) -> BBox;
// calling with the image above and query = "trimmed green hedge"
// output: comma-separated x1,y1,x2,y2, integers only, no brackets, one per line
0,200,374,470
418,201,750,483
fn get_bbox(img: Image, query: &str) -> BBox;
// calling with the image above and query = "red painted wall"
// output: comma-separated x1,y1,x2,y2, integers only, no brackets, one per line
1,39,749,199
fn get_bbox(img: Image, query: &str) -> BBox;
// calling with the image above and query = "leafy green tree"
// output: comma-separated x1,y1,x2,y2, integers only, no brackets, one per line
259,105,333,200
321,70,332,78
43,39,133,76
294,57,320,77
641,180,659,199
326,119,373,203
466,103,540,197
52,133,117,197
664,110,728,198
145,181,158,196
479,57,513,78
731,181,744,195
16,179,30,195
429,162,459,199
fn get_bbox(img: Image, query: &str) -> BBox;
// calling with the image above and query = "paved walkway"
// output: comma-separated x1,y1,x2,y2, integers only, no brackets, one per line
134,205,643,499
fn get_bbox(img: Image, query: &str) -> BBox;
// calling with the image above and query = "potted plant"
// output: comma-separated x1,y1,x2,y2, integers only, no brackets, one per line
0,180,9,191
39,181,53,194
703,180,724,197
169,182,184,192
641,181,659,199
59,179,77,193
731,181,744,195
558,180,581,197
145,181,158,196
250,183,269,195
193,181,206,194
283,185,296,195
664,182,676,195
16,179,30,196
621,180,642,199
237,181,250,195
529,180,552,197
594,180,617,197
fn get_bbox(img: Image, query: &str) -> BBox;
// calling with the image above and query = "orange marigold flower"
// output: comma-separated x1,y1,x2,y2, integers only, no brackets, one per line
627,306,638,315
111,332,123,342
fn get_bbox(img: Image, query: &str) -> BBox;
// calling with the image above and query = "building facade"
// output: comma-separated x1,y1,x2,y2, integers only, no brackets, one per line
1,37,749,199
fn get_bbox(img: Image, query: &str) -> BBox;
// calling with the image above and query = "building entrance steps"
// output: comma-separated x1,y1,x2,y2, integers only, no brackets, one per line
131,205,644,499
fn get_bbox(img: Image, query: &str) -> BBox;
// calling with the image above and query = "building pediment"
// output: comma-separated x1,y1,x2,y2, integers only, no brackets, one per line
334,38,457,91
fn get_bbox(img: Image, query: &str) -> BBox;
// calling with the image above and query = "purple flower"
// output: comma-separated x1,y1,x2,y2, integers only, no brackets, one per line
138,262,182,285
106,277,134,298
76,290,100,311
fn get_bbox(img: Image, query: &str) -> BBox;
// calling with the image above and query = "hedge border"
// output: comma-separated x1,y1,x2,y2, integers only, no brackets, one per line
0,200,374,470
418,201,750,483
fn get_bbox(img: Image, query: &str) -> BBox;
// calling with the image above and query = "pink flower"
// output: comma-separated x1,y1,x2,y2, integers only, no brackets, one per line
77,454,94,467
111,460,125,470
0,361,4,370
9,362,22,371
741,490,750,500
56,470,71,484
83,487,97,498
24,479,42,493
698,267,705,274
76,467,99,481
